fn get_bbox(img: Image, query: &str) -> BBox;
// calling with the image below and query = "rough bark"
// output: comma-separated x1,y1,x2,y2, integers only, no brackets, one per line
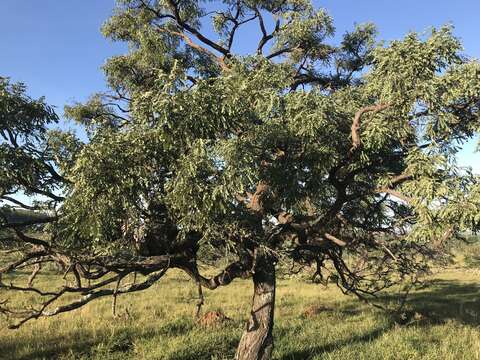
235,249,276,360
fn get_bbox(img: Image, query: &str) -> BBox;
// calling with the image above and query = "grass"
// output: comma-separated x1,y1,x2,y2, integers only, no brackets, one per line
0,266,479,360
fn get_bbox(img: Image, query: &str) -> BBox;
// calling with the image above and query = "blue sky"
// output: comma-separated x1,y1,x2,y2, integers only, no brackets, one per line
0,0,478,171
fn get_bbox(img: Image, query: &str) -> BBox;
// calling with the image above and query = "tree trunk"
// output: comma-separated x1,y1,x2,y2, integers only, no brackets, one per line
235,250,276,360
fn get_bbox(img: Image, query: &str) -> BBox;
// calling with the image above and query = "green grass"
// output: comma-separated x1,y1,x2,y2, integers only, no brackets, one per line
0,268,479,360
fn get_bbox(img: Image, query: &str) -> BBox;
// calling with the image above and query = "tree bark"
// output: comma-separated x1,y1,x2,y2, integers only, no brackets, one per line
235,249,276,360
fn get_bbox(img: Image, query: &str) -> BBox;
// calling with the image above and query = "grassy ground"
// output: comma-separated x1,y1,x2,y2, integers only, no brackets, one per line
1,265,479,360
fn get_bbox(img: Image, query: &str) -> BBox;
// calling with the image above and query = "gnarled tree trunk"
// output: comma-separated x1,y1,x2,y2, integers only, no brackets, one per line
235,250,276,360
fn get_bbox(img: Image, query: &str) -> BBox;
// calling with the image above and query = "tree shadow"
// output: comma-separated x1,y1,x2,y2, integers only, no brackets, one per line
410,279,479,325
277,324,393,360
0,335,99,360
376,279,480,326
0,317,240,360
0,323,162,360
278,278,480,359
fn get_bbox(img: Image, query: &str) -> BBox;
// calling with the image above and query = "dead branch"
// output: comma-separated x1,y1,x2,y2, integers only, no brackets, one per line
156,27,229,71
324,233,348,247
195,283,204,318
351,103,390,150
27,263,42,288
375,188,413,204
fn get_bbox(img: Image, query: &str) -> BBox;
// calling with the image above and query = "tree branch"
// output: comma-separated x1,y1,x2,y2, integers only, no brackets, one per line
351,103,390,150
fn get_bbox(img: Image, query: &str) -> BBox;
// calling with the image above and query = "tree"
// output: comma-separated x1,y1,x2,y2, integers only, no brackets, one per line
1,1,480,358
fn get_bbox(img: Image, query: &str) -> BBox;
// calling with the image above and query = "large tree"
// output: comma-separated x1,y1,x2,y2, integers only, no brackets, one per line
1,1,480,358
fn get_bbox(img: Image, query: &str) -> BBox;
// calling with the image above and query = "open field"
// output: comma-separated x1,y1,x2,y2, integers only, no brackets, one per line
1,264,479,360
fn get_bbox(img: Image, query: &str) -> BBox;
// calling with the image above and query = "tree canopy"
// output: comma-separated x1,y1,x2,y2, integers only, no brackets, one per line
1,1,480,358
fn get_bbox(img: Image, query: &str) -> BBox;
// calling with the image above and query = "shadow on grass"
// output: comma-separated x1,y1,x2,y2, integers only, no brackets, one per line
0,317,241,360
0,328,142,360
277,324,393,360
0,319,176,360
384,279,480,326
0,335,99,360
278,279,480,359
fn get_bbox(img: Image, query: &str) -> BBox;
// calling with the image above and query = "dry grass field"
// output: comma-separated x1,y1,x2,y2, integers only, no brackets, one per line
1,258,479,360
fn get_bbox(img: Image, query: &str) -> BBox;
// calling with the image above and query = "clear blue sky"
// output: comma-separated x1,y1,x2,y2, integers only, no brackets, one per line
0,0,478,171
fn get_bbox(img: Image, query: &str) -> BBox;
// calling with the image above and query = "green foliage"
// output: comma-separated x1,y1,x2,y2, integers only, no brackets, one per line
56,1,480,265
0,77,60,198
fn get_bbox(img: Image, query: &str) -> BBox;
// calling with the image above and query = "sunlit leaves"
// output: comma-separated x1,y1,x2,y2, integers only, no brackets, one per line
0,77,65,203
27,1,480,262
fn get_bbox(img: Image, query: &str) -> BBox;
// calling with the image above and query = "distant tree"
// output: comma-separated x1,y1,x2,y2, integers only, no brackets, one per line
1,1,480,358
